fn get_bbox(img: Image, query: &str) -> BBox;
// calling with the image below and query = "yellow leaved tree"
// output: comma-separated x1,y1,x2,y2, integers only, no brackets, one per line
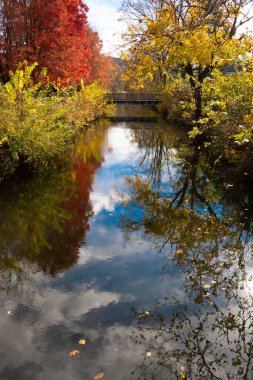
121,0,253,119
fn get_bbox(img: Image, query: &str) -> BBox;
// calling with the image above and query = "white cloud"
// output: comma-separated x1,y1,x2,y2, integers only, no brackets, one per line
85,0,125,56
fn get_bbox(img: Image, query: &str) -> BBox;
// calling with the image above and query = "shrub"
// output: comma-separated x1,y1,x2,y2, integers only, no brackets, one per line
158,76,194,125
0,62,109,175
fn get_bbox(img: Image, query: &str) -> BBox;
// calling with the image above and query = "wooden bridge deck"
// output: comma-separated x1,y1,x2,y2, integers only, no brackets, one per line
108,92,162,104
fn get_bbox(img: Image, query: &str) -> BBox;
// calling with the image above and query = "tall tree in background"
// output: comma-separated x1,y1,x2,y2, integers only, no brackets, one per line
85,25,112,86
0,0,112,85
121,0,253,118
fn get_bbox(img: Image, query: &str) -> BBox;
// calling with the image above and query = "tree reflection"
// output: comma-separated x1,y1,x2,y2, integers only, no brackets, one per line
131,259,253,379
123,125,253,379
130,123,188,189
0,121,108,277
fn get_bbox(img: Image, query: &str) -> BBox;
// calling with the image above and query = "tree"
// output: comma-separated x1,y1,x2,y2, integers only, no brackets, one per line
84,25,113,87
121,0,253,119
0,0,112,85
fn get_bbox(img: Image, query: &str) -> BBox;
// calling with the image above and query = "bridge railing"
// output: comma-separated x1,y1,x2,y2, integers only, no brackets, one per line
107,93,162,102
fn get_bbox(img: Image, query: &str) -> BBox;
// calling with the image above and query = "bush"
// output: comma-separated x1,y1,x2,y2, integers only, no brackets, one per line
198,66,253,163
202,67,253,130
0,62,109,175
158,76,194,124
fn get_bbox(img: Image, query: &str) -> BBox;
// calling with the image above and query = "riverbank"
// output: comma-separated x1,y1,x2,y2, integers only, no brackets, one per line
158,69,253,176
0,63,112,183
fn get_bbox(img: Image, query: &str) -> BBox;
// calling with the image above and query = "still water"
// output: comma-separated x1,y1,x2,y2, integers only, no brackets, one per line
0,116,253,380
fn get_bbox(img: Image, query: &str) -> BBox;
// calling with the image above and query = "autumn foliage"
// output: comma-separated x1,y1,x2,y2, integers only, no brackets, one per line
121,0,253,118
0,0,112,85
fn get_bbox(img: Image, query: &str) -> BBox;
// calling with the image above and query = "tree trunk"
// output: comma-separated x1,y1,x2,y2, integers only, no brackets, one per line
194,85,202,120
185,64,212,121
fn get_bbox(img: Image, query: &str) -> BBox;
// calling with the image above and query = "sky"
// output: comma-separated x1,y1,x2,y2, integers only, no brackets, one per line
85,1,253,57
85,0,124,56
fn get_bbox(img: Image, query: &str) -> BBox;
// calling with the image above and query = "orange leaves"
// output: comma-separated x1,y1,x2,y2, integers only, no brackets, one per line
67,337,106,379
68,349,80,357
0,0,112,85
94,373,105,379
68,337,86,358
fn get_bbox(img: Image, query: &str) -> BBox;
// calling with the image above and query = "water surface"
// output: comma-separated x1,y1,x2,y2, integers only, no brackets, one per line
0,116,253,380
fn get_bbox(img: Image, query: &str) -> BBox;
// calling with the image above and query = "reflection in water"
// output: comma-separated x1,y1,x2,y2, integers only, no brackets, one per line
115,104,158,119
0,121,108,277
123,126,253,379
0,115,253,380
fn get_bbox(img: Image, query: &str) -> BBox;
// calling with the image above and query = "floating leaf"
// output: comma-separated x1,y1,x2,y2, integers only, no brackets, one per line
203,284,211,289
146,352,152,357
78,339,86,345
176,249,183,254
94,373,104,379
68,349,80,357
180,367,186,379
6,310,12,315
139,311,150,318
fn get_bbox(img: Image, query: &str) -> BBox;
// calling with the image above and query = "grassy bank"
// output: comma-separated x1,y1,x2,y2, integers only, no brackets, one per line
0,63,111,182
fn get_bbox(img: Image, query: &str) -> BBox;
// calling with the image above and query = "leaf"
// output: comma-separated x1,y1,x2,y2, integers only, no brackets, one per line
6,310,12,315
78,339,86,345
146,352,152,357
94,373,104,379
176,249,183,254
203,284,211,289
68,349,80,357
180,367,186,379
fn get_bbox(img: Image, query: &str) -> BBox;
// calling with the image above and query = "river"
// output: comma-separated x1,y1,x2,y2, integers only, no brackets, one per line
0,109,253,380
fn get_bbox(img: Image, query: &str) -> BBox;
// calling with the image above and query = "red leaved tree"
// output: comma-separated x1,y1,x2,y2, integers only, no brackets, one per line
0,0,112,85
85,25,113,87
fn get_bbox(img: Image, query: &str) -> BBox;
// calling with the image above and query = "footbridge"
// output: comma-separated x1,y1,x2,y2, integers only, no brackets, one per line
107,92,162,104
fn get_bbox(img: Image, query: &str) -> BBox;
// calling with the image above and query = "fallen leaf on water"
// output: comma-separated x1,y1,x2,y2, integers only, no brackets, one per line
176,249,183,254
146,352,152,357
138,311,150,318
180,367,186,379
78,339,86,345
203,284,211,289
6,310,12,315
94,373,104,379
68,349,79,357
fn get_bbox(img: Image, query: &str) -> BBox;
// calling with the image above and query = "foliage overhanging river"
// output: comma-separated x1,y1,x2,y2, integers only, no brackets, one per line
0,105,253,380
